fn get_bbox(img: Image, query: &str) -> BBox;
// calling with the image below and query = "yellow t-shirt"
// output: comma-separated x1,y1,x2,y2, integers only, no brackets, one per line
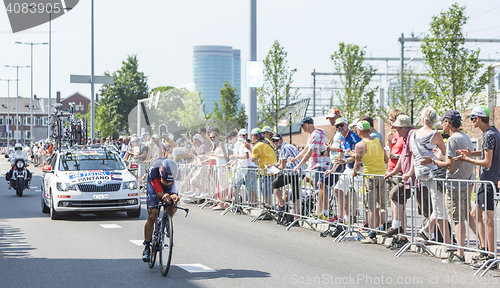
252,141,277,175
361,138,386,176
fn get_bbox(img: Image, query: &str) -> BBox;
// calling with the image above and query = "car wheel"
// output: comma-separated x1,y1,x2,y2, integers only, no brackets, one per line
41,191,49,214
127,206,141,218
50,193,62,220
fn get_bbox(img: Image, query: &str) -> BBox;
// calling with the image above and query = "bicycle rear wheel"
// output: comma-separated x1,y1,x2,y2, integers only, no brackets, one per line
159,212,173,277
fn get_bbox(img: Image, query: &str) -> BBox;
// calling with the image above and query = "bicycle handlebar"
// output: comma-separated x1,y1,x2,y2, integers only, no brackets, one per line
155,201,189,218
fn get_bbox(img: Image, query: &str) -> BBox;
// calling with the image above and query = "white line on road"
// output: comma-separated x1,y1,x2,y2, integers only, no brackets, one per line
35,190,41,193
99,224,121,229
130,240,144,246
176,264,216,273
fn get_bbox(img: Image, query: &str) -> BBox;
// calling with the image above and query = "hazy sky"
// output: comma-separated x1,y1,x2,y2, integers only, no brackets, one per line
1,0,499,114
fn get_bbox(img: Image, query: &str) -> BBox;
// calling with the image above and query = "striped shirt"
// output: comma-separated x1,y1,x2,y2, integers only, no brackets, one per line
279,142,302,174
307,128,330,170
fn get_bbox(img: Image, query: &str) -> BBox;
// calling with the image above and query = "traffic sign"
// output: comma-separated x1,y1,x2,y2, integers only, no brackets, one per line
246,61,263,88
278,119,288,126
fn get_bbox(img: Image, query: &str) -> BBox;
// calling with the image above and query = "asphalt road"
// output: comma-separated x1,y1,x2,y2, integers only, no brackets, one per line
1,160,499,288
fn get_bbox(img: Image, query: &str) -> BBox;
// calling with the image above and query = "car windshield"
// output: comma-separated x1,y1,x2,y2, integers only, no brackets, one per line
58,150,125,171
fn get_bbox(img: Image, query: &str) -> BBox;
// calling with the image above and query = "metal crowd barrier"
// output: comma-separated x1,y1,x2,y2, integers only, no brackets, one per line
176,163,499,276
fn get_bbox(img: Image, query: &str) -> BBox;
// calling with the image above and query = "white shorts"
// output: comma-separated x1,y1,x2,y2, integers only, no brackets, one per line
334,167,363,193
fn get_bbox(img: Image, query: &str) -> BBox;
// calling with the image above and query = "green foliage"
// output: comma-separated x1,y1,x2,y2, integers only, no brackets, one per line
421,3,491,113
154,87,186,132
383,69,429,123
175,88,206,132
331,42,377,123
95,104,115,137
207,81,247,135
257,40,297,128
98,55,149,133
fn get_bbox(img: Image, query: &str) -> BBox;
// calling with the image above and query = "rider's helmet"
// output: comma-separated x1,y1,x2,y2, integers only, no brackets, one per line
14,143,22,151
160,159,178,182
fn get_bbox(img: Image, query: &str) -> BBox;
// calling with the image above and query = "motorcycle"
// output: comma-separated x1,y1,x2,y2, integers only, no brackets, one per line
9,157,30,197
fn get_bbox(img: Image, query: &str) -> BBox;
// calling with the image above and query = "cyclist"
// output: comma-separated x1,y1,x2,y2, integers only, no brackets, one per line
142,158,181,262
5,143,32,188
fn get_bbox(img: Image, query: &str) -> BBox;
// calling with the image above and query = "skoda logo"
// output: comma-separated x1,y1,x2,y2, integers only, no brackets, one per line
98,181,102,185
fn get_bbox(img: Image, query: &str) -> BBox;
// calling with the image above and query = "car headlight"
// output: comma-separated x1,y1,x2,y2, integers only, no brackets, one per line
57,182,76,191
123,180,137,190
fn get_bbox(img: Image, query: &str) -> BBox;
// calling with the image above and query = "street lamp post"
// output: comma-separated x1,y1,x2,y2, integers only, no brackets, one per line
5,65,30,144
15,41,48,144
0,79,18,149
408,91,415,125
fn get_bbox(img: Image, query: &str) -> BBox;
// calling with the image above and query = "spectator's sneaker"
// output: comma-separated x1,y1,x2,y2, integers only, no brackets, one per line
274,206,285,216
472,252,489,263
8,182,11,189
471,258,498,270
382,227,404,238
391,238,408,250
142,245,151,262
442,253,465,264
316,213,329,221
326,215,339,223
386,238,400,249
418,228,430,240
361,236,377,244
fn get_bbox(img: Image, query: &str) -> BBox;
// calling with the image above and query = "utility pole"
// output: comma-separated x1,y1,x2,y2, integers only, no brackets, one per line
5,65,30,144
249,0,257,130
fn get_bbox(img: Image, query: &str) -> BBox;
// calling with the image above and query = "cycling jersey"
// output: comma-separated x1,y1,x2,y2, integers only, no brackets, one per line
146,158,181,209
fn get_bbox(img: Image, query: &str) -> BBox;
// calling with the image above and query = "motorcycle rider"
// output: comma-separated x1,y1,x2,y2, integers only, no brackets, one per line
5,143,32,189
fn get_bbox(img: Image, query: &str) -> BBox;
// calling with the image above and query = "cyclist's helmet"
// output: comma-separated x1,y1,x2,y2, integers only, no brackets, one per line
14,143,22,151
160,159,178,182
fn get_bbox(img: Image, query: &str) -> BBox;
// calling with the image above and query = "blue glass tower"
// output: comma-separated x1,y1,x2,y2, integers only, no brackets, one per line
193,45,241,114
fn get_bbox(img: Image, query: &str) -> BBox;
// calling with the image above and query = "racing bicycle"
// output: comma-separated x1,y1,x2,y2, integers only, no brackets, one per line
148,201,189,277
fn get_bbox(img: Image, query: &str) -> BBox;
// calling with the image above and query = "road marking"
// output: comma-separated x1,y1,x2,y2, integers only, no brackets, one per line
99,224,121,229
79,213,97,217
35,190,41,193
130,240,144,246
176,264,216,273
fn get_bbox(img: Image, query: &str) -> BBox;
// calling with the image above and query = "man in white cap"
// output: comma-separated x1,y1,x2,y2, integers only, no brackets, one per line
455,106,500,269
226,129,257,203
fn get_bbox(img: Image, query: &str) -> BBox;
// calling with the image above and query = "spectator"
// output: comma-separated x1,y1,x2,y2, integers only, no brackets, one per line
209,131,230,210
410,107,448,245
383,112,417,250
186,133,209,198
163,144,173,159
120,137,129,158
455,106,499,269
424,110,475,263
135,137,149,186
321,108,344,220
226,129,257,204
359,115,383,140
151,134,164,160
172,138,191,163
325,117,362,225
246,128,277,205
291,117,330,220
198,127,212,150
162,132,177,148
269,133,303,215
352,120,388,244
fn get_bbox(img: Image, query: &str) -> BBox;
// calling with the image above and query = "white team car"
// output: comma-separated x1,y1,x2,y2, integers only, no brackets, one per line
41,146,141,220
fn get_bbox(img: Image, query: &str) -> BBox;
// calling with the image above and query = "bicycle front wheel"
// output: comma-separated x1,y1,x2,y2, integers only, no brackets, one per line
159,212,173,277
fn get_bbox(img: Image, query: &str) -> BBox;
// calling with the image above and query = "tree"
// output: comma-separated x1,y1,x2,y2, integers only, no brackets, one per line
257,40,297,128
95,104,115,137
153,86,185,133
98,55,149,134
420,3,491,113
176,88,206,132
383,69,430,123
207,81,247,135
331,42,377,123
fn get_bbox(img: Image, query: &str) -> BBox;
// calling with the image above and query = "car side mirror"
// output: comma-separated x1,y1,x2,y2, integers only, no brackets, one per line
128,163,138,171
42,165,53,173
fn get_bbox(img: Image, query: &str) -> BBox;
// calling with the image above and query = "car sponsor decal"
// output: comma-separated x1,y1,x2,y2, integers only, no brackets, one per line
69,171,111,183
110,172,122,181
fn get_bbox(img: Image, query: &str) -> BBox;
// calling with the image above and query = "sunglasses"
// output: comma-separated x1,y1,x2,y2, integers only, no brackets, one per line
210,136,217,139
470,116,477,121
335,123,345,128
